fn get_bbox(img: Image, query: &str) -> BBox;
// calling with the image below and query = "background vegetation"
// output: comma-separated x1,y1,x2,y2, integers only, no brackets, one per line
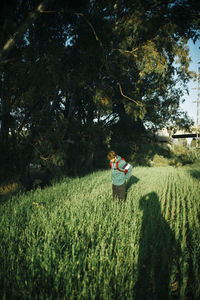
1,0,200,183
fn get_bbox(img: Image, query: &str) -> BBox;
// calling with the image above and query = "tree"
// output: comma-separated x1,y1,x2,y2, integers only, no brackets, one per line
0,0,200,178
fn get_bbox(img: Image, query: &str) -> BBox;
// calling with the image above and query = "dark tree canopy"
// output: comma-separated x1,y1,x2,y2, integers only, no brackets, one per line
0,0,199,178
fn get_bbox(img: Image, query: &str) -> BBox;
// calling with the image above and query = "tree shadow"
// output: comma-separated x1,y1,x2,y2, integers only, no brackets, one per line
189,169,200,180
125,175,139,200
135,192,181,300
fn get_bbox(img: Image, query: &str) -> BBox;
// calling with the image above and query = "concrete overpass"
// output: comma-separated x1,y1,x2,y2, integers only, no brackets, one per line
154,127,199,145
172,133,199,139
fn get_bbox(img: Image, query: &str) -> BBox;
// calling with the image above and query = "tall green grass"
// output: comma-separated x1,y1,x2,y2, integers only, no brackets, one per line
0,166,200,299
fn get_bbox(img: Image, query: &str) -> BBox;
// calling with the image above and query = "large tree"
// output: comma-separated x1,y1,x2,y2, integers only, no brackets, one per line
0,0,199,177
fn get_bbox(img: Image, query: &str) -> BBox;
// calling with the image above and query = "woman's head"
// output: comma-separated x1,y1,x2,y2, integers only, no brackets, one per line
107,151,117,162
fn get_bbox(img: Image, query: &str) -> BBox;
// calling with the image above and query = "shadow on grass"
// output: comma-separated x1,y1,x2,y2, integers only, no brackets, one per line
125,175,139,200
135,192,181,300
189,169,200,180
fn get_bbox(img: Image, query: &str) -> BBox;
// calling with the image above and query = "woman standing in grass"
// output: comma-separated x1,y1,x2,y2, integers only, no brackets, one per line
107,150,133,201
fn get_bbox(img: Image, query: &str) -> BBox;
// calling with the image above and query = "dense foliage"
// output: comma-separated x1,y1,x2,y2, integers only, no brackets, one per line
0,0,200,179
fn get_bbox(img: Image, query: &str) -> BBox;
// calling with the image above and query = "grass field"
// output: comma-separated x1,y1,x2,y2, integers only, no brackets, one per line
0,165,200,299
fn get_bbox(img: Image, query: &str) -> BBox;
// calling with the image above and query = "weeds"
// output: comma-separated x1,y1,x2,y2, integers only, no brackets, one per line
0,167,199,299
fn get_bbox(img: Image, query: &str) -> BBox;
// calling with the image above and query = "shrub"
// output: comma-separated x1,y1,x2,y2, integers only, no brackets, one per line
172,145,200,165
151,154,171,167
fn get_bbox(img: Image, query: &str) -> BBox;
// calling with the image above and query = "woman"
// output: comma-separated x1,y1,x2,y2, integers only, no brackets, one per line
107,150,132,201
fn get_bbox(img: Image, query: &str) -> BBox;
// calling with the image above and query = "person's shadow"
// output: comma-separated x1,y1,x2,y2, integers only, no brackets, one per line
135,192,181,300
125,175,139,200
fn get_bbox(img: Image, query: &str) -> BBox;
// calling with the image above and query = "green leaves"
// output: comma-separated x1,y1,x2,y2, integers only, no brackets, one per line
137,39,168,79
0,0,199,176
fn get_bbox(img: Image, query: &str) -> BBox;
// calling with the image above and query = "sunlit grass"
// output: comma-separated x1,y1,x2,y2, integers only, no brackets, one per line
0,166,200,299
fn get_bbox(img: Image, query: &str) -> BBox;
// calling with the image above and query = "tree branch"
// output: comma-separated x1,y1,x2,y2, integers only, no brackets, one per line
117,82,143,107
0,0,55,65
74,13,103,47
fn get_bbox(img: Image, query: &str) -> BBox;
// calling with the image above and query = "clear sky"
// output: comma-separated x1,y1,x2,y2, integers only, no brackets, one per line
181,39,200,125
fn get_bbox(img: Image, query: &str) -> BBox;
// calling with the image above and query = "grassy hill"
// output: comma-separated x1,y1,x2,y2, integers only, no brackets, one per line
0,165,200,299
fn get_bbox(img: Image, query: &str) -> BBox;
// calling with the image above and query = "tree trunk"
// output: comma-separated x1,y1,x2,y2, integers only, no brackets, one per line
0,94,11,177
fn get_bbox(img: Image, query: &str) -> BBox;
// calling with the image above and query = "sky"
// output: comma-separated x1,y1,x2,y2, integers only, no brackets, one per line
180,39,200,125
